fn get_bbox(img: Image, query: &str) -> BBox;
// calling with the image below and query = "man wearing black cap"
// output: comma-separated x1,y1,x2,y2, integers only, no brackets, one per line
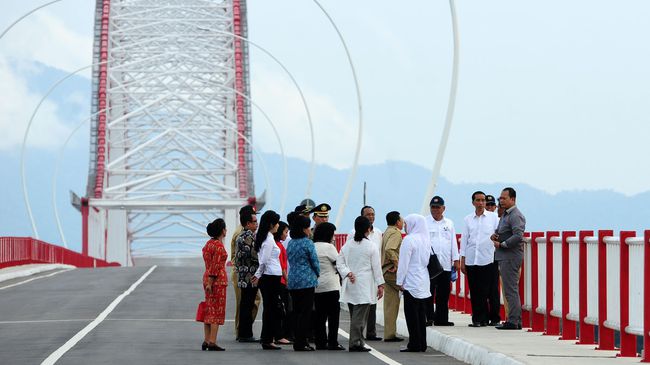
424,196,459,326
231,205,261,341
483,194,502,325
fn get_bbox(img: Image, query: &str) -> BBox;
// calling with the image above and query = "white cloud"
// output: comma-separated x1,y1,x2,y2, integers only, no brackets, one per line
0,56,71,151
0,11,93,77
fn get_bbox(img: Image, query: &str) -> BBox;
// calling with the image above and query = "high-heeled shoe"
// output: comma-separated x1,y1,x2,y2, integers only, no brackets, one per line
261,343,281,350
207,343,225,351
201,341,209,351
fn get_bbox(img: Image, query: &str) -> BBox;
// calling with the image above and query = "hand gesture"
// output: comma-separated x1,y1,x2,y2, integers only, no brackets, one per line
347,272,356,284
377,285,384,300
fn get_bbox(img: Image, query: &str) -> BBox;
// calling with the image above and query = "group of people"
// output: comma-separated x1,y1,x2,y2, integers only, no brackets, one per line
198,187,526,353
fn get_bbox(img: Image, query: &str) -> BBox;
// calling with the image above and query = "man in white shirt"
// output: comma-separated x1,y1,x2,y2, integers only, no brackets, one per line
461,191,500,327
425,196,459,326
360,206,382,341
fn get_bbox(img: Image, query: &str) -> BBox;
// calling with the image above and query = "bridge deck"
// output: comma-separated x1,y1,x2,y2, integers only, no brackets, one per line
0,263,463,365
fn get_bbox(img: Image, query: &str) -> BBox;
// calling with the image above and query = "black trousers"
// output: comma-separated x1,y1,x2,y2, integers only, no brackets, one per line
278,285,294,340
466,264,492,324
239,285,259,339
426,270,451,324
486,262,501,322
290,287,315,349
259,275,283,344
314,290,341,347
366,304,377,337
404,290,427,351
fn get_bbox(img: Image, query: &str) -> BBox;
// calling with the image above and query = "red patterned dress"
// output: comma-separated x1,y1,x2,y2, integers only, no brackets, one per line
203,239,228,324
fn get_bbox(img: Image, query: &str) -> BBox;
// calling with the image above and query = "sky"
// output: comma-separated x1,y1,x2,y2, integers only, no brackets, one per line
1,0,649,211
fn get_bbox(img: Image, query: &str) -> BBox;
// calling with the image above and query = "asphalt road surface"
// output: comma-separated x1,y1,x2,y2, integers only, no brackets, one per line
0,261,465,365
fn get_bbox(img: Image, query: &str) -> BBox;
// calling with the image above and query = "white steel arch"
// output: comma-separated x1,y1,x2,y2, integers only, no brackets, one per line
84,0,254,264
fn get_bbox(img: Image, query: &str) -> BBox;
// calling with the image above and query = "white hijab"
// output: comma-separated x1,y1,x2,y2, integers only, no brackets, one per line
403,214,429,248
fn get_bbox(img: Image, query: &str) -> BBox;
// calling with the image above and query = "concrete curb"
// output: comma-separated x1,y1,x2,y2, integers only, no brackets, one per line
379,308,524,365
0,264,75,283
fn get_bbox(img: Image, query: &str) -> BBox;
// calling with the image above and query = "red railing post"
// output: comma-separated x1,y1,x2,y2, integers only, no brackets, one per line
618,231,636,357
596,229,614,350
521,232,531,327
545,231,560,335
641,230,650,362
577,230,595,344
81,198,89,256
561,231,577,340
529,232,545,332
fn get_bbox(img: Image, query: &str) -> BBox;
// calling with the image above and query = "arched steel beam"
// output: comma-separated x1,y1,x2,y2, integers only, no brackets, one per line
421,0,460,214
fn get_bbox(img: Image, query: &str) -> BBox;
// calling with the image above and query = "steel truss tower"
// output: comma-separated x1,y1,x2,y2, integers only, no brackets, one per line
82,0,254,265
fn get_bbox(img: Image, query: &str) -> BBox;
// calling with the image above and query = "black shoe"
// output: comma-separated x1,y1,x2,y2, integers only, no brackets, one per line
365,336,382,341
400,347,420,352
207,343,225,351
201,341,209,351
487,320,500,326
238,336,259,343
349,346,371,352
384,337,404,342
328,344,346,350
495,322,520,330
294,345,315,351
434,321,455,326
468,322,482,328
425,320,434,326
262,343,282,350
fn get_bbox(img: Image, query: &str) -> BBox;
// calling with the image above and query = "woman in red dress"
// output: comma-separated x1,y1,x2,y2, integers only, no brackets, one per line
202,218,228,351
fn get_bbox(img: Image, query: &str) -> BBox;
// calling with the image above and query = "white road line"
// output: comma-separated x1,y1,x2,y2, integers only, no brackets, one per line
337,328,402,365
0,268,74,290
0,319,92,324
41,265,157,365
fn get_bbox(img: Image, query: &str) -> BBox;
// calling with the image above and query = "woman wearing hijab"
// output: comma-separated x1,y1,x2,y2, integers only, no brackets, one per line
286,214,320,351
251,210,282,350
337,216,384,352
396,214,432,352
201,218,228,351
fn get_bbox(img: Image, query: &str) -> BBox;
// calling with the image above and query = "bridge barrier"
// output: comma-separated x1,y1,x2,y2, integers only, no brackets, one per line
0,237,120,269
335,228,650,360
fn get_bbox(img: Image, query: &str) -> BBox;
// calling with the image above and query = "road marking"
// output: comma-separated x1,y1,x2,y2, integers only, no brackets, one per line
41,265,157,365
337,328,402,365
0,319,92,324
0,268,73,290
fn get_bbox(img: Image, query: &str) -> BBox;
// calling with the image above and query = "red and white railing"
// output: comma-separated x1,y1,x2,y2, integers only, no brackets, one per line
336,229,650,361
0,237,120,269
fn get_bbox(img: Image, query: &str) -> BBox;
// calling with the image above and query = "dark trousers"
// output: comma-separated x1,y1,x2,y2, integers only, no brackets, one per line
426,270,452,324
347,303,370,348
498,258,522,325
404,290,427,351
366,304,377,337
239,285,259,339
290,287,315,349
259,275,283,344
314,290,341,347
486,262,501,322
467,264,491,324
278,285,294,340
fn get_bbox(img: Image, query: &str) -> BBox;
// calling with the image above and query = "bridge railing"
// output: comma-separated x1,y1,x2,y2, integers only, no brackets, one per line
0,237,120,269
335,229,650,361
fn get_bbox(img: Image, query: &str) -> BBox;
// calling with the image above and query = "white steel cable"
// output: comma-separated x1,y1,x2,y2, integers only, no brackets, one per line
421,0,461,215
0,0,64,40
311,0,363,228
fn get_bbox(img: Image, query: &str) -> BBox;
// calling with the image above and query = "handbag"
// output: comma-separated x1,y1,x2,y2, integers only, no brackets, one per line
195,301,206,322
427,247,443,280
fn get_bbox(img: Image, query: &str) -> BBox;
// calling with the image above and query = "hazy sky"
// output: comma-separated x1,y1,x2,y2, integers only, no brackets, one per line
1,0,649,196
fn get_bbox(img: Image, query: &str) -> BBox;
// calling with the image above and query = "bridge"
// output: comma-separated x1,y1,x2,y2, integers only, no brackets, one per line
1,1,650,364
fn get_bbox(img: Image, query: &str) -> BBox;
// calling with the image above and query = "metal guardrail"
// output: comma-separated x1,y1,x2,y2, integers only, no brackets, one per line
0,237,120,269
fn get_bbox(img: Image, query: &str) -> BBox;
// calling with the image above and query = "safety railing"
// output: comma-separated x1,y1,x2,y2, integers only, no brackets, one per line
0,237,120,269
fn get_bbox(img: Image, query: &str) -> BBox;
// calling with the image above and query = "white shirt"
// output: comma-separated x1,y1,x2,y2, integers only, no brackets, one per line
460,210,499,266
396,232,431,299
425,216,459,272
314,241,341,293
349,227,383,252
337,238,385,305
254,233,282,277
